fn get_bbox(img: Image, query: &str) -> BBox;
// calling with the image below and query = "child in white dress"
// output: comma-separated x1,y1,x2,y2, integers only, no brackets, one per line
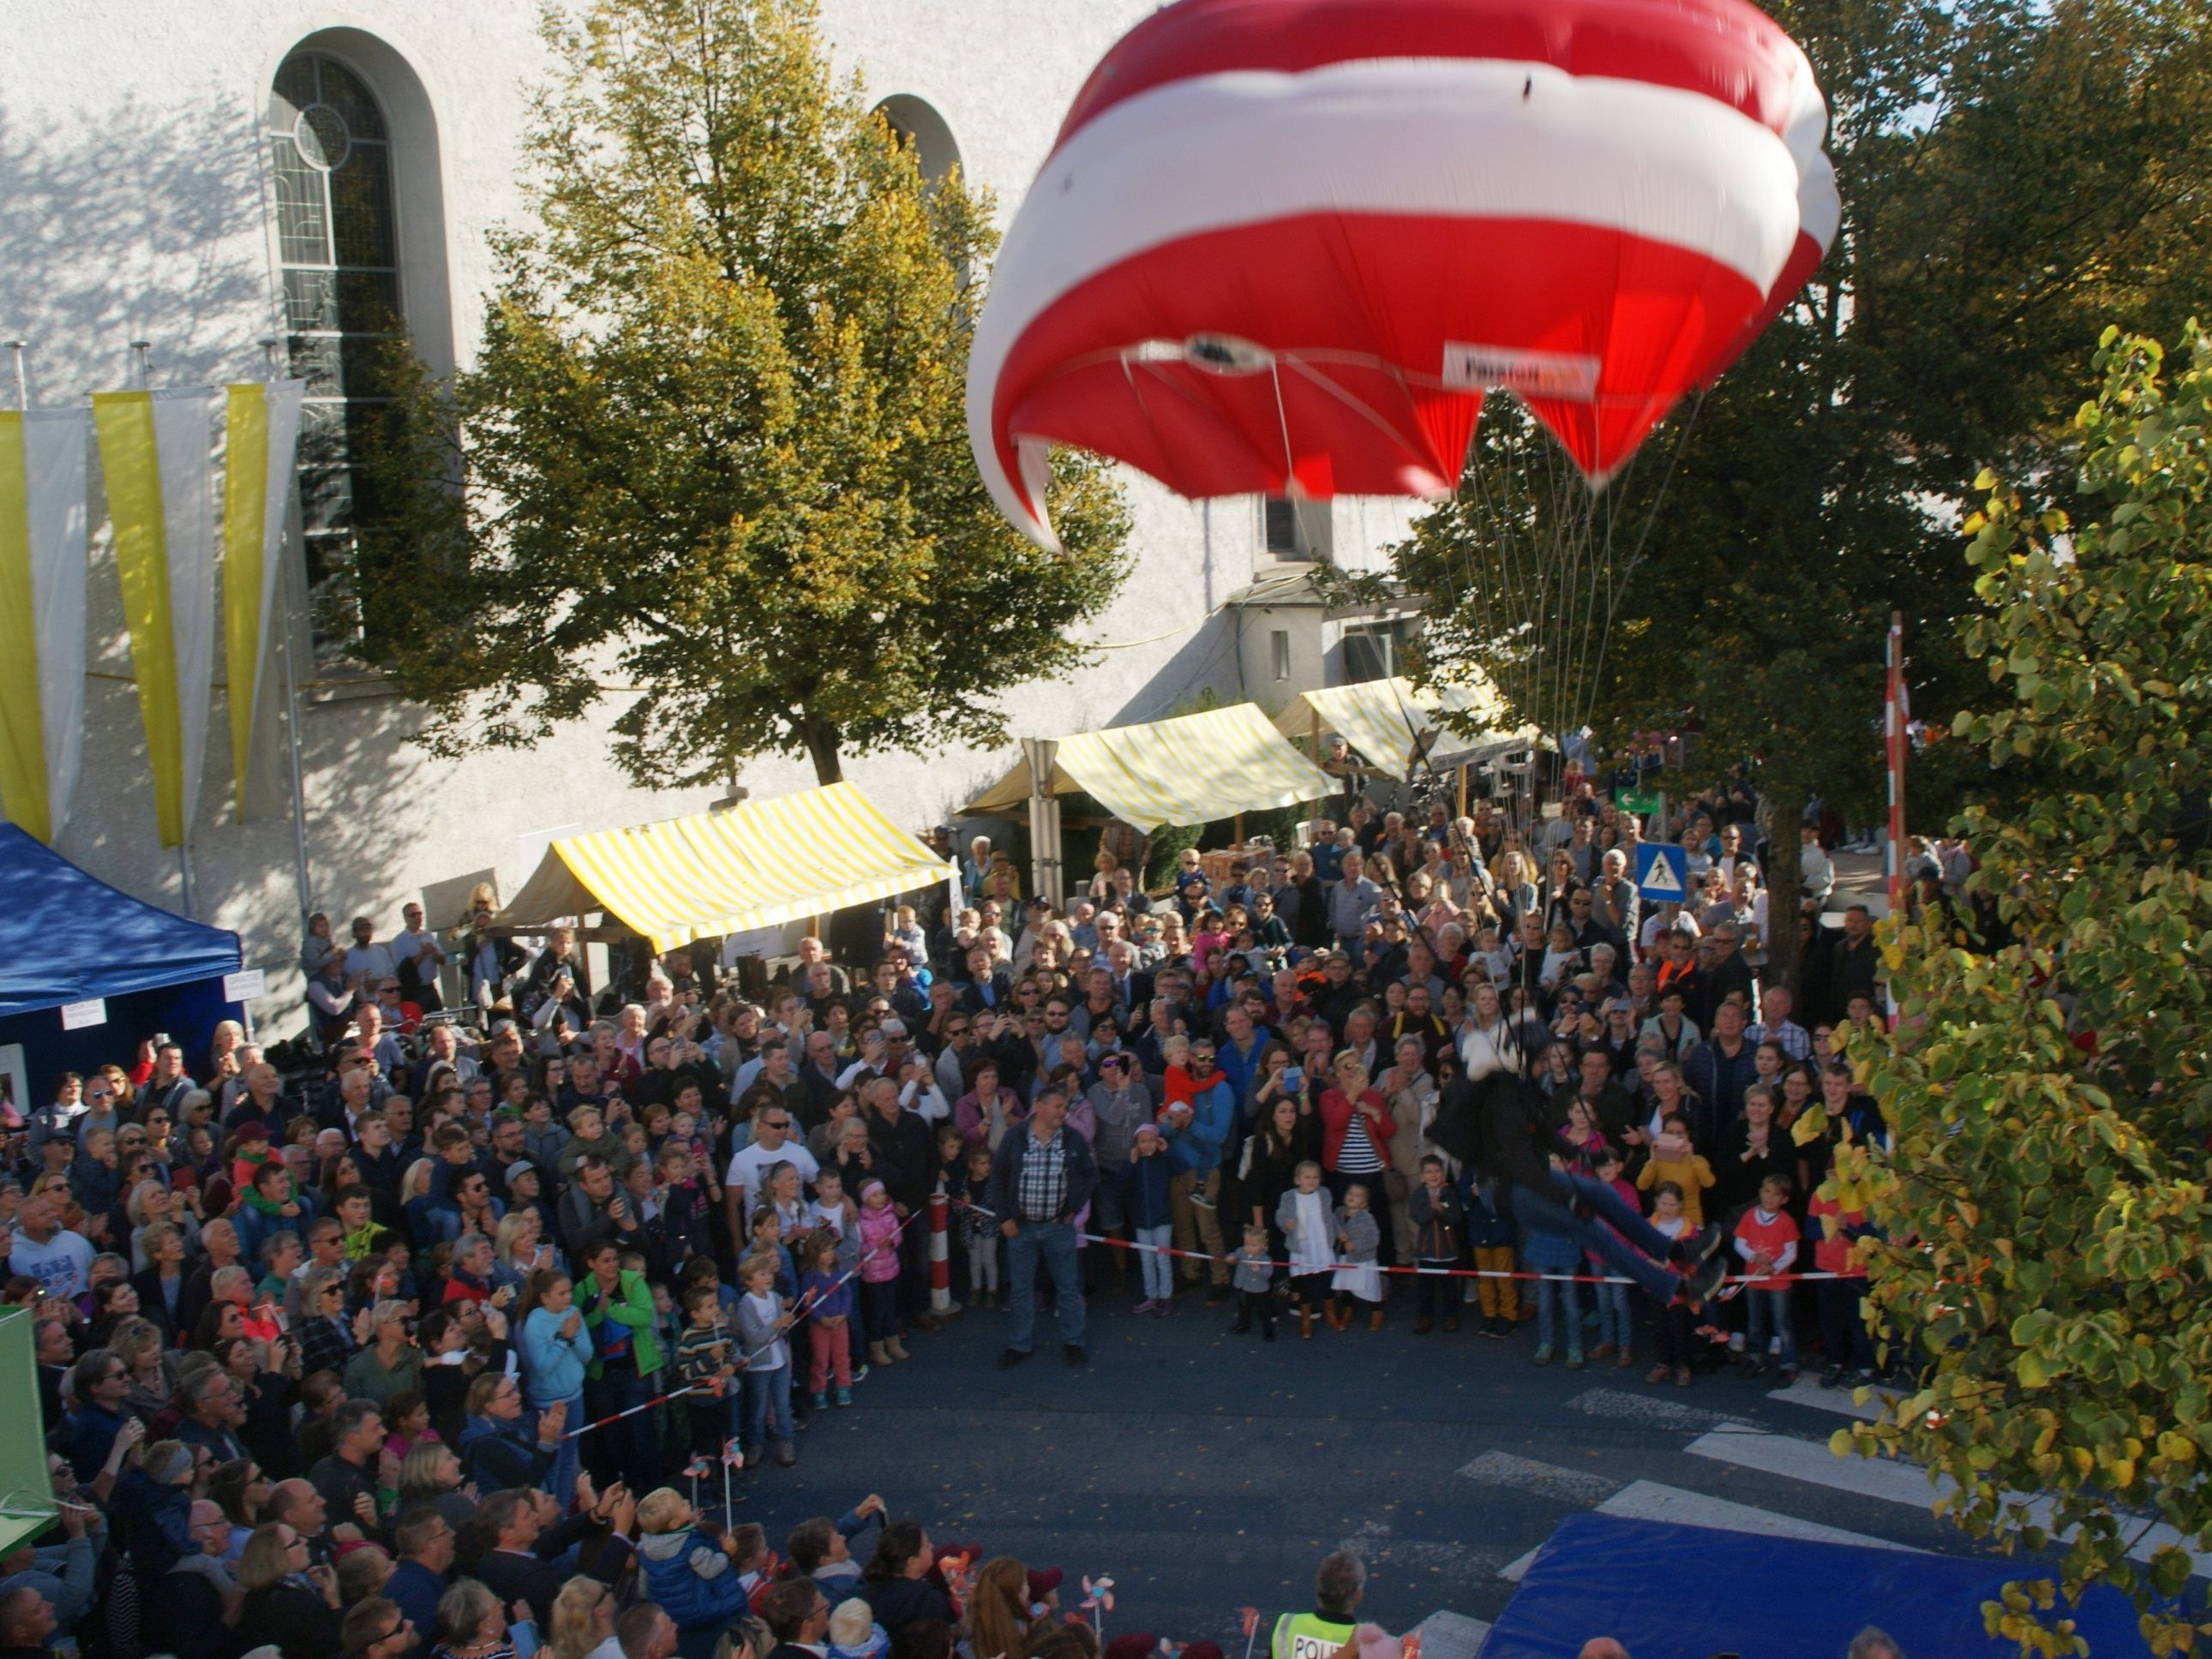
1275,1159,1336,1340
1330,1183,1385,1330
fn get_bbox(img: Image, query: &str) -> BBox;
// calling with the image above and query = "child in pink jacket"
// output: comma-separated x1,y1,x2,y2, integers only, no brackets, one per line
855,1179,907,1368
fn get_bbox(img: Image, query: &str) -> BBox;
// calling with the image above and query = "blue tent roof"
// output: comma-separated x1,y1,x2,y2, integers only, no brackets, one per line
0,825,243,1018
1478,1513,2150,1658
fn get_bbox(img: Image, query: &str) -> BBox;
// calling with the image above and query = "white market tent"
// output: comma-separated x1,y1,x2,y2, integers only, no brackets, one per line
1272,675,1537,780
962,702,1335,832
496,782,950,954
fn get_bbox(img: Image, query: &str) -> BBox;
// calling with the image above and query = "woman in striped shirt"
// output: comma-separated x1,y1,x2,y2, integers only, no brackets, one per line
1317,1051,1397,1279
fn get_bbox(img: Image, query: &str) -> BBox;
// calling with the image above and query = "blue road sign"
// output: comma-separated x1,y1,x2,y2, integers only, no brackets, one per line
1634,841,1689,902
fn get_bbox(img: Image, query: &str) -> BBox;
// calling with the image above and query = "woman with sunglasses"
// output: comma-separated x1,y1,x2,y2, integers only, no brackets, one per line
236,1522,342,1657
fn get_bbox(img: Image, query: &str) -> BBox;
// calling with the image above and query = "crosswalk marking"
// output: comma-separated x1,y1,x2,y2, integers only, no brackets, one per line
1495,1476,1921,1580
1600,1479,1924,1552
1766,1373,1889,1422
1478,1451,1928,1601
1412,1610,1490,1659
1458,1450,1621,1504
1565,1386,1749,1433
1688,1424,1939,1506
1689,1427,2212,1578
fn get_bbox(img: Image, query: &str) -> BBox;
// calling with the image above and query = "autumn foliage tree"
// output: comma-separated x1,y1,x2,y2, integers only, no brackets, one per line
1839,325,2212,1656
364,0,1128,790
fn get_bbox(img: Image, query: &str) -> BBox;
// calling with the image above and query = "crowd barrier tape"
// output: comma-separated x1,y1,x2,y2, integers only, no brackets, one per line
956,1193,1865,1287
560,1207,916,1441
556,1196,1870,1442
1074,1227,1865,1287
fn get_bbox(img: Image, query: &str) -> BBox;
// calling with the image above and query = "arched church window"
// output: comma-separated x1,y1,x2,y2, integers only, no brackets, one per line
268,51,400,656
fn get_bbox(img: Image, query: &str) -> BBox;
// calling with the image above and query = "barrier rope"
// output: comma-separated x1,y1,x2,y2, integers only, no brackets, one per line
558,1197,1865,1441
953,1195,1863,1286
560,1208,916,1441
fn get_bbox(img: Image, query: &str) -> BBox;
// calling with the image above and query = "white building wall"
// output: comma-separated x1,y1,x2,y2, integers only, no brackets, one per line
1,1,1411,1019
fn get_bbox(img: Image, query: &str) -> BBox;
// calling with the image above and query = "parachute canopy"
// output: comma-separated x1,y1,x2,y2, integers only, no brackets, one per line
968,0,1840,548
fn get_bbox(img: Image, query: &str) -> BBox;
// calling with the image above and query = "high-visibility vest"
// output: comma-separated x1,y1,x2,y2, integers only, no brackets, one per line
1272,1610,1357,1659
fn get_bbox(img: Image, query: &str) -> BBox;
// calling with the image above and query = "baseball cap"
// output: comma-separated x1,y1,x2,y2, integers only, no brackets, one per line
505,1161,540,1190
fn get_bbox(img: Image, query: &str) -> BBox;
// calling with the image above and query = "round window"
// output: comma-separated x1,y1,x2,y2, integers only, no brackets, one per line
294,104,351,172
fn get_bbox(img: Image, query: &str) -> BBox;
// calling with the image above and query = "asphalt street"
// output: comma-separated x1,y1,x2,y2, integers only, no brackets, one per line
709,1285,1997,1654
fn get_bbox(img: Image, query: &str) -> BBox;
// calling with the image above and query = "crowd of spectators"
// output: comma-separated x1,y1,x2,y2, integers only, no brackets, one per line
0,775,1938,1659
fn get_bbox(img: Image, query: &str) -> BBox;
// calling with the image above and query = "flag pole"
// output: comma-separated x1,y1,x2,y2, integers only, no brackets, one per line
1885,611,1904,917
261,339,315,927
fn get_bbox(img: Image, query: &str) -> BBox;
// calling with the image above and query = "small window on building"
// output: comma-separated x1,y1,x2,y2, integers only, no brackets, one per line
1341,619,1418,684
1270,629,1292,682
1262,495,1309,557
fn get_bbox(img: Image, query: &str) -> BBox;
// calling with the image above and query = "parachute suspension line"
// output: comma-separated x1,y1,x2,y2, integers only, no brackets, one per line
1538,418,1592,772
1578,386,1709,746
1471,409,1536,787
1262,361,1336,561
1508,405,1571,839
1562,446,1625,754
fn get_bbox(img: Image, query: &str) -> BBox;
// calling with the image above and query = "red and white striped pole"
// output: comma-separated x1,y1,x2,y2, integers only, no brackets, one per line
927,1190,952,1315
1885,610,1906,918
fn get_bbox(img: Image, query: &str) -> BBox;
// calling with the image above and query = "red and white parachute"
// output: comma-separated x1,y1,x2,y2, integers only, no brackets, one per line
968,0,1839,548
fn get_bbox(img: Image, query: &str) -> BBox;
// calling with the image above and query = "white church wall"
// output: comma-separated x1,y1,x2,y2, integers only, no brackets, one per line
3,1,1393,1022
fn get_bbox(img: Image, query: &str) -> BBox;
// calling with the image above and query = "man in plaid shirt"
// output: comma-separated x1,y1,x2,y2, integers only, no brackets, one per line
985,1087,1098,1371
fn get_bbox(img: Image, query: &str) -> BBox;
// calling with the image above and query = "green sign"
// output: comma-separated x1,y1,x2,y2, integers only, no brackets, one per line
1618,789,1661,813
0,1309,56,1551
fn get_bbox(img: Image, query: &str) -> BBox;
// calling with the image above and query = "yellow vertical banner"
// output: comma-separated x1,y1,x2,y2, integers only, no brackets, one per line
0,410,91,845
93,388,217,850
220,380,303,818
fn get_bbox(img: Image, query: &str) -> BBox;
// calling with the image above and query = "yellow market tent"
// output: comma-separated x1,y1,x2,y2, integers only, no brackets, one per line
496,782,950,954
1273,676,1532,780
962,703,1334,832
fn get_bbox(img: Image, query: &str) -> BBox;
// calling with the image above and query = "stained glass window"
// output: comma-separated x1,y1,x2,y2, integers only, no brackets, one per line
268,53,400,657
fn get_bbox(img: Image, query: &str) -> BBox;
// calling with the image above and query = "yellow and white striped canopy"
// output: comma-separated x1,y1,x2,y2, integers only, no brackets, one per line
1273,675,1526,780
498,782,948,953
964,703,1334,831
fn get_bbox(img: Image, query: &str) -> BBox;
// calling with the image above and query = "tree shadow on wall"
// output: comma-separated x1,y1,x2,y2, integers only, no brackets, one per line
1,98,441,949
0,96,272,398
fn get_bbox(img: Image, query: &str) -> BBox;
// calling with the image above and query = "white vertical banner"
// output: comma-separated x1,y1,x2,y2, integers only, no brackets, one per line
0,410,90,844
154,389,218,845
221,379,303,816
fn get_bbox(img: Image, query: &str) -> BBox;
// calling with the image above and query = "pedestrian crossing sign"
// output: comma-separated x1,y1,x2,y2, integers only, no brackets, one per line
1635,841,1688,901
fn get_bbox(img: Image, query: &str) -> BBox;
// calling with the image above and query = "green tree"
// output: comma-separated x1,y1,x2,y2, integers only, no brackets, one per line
363,0,1128,788
1369,0,2212,997
1840,324,2212,1656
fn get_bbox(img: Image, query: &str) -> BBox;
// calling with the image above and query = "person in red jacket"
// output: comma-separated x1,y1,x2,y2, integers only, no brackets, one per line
1732,1173,1801,1382
1807,1186,1878,1386
1317,1053,1398,1277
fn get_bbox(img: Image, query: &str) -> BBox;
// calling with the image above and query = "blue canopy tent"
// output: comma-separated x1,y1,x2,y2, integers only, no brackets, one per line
1477,1514,2150,1658
0,825,243,1114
